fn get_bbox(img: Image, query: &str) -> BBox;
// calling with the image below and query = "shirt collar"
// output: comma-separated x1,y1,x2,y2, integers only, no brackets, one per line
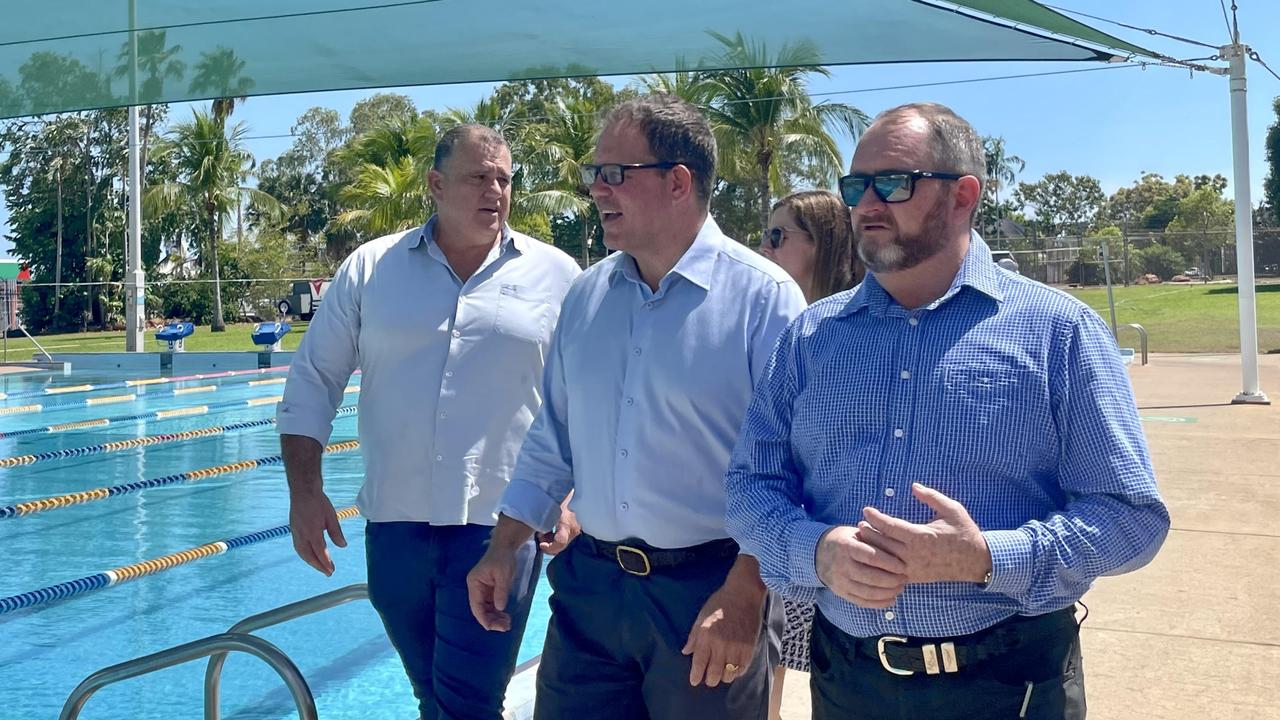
836,230,1003,318
609,215,723,292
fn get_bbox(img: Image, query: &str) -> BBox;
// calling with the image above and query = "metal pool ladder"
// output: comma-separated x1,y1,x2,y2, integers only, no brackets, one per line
59,583,370,720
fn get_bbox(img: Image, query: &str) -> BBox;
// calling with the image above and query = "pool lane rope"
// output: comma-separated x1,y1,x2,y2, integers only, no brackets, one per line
0,386,359,440
0,377,295,418
0,366,291,403
0,506,361,615
0,440,361,519
0,366,290,403
0,406,358,469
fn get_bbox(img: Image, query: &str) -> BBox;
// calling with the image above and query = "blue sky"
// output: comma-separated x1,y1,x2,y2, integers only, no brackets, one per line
4,0,1279,256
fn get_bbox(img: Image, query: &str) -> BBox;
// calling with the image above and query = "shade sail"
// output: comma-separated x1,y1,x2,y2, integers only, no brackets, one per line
0,0,1157,119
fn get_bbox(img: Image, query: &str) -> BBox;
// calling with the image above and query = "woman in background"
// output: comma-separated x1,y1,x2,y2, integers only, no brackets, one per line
761,190,859,304
759,189,860,720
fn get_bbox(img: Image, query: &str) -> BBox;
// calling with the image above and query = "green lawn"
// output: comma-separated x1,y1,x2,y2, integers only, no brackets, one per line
3,282,1278,356
1065,281,1280,354
0,322,312,360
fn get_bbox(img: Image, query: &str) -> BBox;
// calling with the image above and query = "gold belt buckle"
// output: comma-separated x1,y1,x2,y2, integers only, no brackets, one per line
615,545,651,576
876,636,914,676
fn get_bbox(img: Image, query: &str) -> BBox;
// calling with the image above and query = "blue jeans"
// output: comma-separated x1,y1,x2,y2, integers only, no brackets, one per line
365,521,540,720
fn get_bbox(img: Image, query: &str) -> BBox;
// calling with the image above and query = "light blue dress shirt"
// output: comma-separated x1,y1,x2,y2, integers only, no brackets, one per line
498,217,807,549
278,217,581,524
726,233,1170,637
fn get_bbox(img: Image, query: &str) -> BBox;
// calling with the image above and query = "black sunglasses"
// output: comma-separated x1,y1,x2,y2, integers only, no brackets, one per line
579,162,683,187
763,226,809,250
839,170,967,206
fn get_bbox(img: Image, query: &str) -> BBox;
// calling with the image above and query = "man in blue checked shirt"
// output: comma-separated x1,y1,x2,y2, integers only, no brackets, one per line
725,102,1169,720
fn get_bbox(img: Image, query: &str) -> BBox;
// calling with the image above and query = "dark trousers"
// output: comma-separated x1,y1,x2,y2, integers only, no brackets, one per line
365,521,540,720
534,537,773,720
811,608,1086,720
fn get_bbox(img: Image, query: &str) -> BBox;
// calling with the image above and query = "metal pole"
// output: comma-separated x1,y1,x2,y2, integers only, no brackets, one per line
1223,43,1269,404
1101,240,1118,336
125,0,145,351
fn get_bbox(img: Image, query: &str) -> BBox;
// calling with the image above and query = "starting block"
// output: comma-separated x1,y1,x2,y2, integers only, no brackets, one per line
252,321,292,352
155,322,195,352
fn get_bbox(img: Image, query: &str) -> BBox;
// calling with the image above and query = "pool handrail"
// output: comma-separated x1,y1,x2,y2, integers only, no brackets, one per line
59,633,315,720
204,583,369,720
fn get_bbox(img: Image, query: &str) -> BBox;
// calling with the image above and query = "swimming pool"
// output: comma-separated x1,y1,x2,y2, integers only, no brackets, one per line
0,367,550,720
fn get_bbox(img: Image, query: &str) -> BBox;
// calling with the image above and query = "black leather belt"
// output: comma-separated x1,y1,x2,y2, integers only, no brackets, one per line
833,607,1078,676
576,534,739,576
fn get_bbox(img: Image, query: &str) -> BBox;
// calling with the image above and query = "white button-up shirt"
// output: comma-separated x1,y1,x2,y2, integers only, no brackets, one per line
497,218,806,548
277,218,581,524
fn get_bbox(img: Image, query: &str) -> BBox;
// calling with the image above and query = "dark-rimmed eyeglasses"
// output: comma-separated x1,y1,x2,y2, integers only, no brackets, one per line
579,162,682,186
839,170,967,206
763,226,809,250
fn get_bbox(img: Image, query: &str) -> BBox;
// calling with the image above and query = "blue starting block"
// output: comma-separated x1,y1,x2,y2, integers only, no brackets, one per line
252,321,291,352
155,322,195,352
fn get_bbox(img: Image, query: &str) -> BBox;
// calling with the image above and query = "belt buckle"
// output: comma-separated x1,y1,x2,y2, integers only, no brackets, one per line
876,636,914,676
615,545,651,576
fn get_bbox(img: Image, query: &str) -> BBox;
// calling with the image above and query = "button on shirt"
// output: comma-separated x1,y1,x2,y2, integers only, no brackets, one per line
498,218,806,548
277,217,581,524
726,233,1170,637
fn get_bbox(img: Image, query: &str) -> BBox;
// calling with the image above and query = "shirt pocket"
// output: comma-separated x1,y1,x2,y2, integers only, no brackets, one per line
936,366,1040,462
495,283,551,345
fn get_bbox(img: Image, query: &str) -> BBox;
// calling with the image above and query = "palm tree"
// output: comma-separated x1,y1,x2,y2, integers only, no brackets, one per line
520,96,602,265
330,113,440,241
697,32,868,229
188,47,255,126
333,157,431,238
145,109,282,331
115,30,185,185
983,136,1025,234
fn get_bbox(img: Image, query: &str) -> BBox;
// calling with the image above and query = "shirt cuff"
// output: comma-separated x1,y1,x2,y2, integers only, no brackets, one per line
496,479,562,534
275,403,335,445
981,528,1035,596
787,520,835,588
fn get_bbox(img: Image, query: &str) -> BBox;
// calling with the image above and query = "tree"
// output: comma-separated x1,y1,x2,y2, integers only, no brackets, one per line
349,93,418,137
979,136,1024,236
1264,96,1280,227
145,110,282,331
1165,186,1234,276
697,32,868,230
188,47,255,126
1014,171,1105,236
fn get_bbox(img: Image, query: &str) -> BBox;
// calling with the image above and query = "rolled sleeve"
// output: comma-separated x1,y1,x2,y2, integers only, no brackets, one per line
276,256,363,443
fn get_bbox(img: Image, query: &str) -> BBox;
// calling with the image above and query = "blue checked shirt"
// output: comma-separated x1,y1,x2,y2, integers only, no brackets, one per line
726,233,1170,638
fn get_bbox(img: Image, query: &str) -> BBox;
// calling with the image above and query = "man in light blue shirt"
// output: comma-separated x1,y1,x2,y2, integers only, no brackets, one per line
278,125,580,720
726,103,1169,719
467,95,805,720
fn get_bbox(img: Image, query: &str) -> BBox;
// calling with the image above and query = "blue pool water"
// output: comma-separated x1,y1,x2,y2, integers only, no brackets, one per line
0,368,550,720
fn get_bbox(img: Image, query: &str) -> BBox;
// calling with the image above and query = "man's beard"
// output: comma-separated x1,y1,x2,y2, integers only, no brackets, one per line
855,195,952,274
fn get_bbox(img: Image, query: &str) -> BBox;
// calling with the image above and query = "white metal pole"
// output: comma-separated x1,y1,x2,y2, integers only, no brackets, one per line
1223,43,1269,404
124,0,145,352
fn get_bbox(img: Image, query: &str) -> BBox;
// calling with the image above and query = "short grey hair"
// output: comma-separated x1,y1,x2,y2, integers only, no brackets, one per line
433,124,508,171
874,103,986,201
602,94,717,206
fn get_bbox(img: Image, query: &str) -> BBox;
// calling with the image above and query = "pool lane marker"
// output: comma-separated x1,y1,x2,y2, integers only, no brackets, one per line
0,406,357,469
0,506,362,614
0,440,361,519
0,385,358,440
0,376,298,417
0,366,290,402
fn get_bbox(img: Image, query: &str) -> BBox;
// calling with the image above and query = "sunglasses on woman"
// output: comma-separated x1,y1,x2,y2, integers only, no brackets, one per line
763,226,809,250
838,170,966,206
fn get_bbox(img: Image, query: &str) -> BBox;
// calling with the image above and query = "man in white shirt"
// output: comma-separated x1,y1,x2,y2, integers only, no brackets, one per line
277,124,581,720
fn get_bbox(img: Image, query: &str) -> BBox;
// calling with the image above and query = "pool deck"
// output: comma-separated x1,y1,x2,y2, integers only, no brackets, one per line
777,353,1280,719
